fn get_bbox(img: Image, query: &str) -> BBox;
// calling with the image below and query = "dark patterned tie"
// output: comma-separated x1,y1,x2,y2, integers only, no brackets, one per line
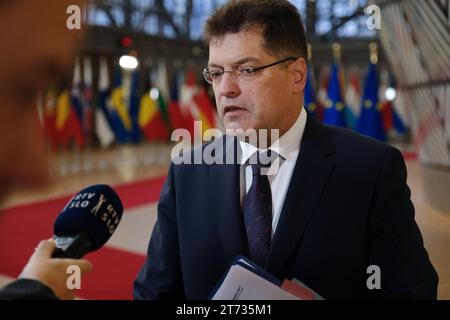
243,152,274,266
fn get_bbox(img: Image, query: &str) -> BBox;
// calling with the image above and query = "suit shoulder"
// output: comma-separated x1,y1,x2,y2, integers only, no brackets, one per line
323,125,400,163
326,125,396,152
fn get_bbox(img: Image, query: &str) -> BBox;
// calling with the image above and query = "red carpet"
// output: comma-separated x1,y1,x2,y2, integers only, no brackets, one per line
0,176,166,300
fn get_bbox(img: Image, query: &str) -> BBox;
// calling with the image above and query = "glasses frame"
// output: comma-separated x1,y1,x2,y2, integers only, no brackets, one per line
203,56,298,85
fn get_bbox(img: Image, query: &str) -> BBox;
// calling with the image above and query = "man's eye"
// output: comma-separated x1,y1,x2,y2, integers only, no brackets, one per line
239,66,253,76
209,70,223,79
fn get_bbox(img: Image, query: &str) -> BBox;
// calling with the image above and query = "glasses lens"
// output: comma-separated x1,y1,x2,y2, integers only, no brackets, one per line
238,66,254,78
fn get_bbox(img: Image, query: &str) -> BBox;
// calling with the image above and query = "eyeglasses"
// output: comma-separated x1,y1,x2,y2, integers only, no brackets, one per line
203,56,298,85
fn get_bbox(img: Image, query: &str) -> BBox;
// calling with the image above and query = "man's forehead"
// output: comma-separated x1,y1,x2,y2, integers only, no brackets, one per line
208,30,272,65
209,28,265,47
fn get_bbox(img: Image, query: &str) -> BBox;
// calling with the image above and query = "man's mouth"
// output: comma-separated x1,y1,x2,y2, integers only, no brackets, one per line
223,106,246,115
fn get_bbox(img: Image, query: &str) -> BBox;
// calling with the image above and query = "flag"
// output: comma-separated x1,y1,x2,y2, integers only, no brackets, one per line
83,57,94,139
138,69,170,142
180,67,220,136
129,70,142,143
193,85,218,132
345,68,361,129
55,86,83,148
168,71,187,131
52,59,85,149
378,69,393,134
316,69,329,122
323,63,347,127
339,66,355,128
380,100,394,133
156,60,170,104
393,104,407,135
109,68,132,143
180,68,199,136
190,68,220,134
69,58,85,148
154,62,171,128
55,86,70,147
304,63,318,118
356,62,386,142
41,90,60,150
96,57,115,148
392,89,409,135
380,99,407,136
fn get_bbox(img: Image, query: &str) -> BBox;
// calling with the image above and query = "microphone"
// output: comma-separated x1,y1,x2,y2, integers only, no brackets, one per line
52,184,123,259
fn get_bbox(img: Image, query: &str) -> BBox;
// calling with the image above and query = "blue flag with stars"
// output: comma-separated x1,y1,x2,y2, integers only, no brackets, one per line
304,63,318,119
323,63,347,127
356,62,386,142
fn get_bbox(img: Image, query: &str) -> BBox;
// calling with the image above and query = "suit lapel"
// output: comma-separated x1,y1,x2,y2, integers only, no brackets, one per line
266,115,336,277
209,136,248,259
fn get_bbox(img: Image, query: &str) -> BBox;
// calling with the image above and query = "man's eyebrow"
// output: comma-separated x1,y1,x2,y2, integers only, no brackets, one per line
207,62,222,68
234,57,262,65
208,57,262,68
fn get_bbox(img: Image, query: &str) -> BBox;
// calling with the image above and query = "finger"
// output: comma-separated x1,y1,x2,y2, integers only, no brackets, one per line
33,240,56,257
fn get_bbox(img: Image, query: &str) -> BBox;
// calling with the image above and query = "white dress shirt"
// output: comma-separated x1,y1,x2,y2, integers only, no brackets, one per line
239,107,307,238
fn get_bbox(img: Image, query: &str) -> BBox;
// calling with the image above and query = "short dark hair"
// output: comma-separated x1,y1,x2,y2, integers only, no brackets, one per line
204,0,307,60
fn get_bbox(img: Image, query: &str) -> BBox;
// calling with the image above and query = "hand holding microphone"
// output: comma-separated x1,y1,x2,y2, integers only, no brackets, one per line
19,184,123,299
19,239,93,300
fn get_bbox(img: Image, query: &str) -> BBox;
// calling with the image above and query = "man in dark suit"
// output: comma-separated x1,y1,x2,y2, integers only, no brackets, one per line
134,0,438,299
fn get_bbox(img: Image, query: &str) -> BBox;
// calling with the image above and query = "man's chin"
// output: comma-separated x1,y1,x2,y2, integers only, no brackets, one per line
223,120,249,132
224,124,249,135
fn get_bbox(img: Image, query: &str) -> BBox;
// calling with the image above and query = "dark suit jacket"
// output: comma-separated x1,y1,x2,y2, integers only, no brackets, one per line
134,115,438,300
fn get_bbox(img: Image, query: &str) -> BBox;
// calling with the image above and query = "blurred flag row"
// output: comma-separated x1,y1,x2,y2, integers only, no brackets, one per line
39,56,410,150
305,60,409,142
38,57,220,150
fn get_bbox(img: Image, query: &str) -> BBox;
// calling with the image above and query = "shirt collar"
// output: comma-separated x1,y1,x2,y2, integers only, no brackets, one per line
239,107,307,165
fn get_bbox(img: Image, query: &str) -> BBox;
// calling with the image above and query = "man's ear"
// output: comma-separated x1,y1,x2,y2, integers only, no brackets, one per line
292,58,307,94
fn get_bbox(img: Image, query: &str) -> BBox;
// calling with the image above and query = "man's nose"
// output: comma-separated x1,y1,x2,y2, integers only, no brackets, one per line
218,71,241,98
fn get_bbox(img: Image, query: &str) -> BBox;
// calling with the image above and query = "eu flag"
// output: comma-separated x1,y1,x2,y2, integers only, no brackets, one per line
304,63,318,119
356,62,386,142
323,63,347,127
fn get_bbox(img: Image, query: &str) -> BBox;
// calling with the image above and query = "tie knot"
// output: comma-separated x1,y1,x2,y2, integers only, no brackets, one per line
249,150,277,176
